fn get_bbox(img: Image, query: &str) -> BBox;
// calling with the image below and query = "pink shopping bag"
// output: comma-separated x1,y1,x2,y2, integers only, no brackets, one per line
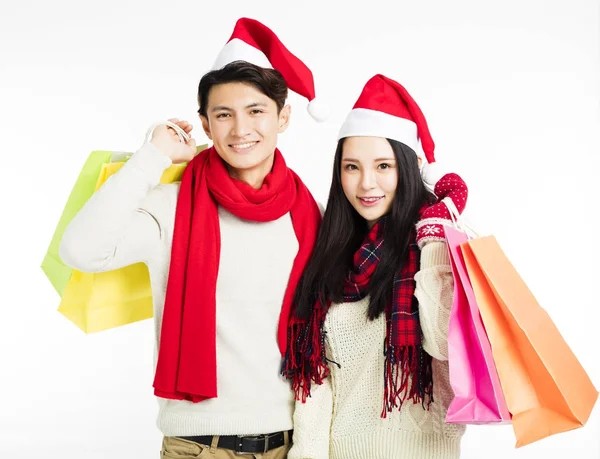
444,225,511,424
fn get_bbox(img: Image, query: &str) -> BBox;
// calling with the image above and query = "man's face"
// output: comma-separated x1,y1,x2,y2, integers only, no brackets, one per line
201,82,290,182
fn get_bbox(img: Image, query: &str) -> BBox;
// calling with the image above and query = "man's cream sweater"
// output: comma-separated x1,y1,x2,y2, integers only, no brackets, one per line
60,144,300,436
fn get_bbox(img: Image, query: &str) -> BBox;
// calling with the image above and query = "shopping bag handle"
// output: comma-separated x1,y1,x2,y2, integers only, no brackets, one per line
110,121,191,163
442,197,479,239
144,120,190,144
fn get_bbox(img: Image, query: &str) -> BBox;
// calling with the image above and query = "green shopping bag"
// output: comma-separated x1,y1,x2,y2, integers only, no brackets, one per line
41,145,207,297
41,150,114,295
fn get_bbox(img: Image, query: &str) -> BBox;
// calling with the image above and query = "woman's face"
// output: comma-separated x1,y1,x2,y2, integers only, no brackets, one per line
341,136,398,228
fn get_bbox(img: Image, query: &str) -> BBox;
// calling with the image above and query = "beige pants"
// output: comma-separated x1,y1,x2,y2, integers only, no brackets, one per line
161,436,290,459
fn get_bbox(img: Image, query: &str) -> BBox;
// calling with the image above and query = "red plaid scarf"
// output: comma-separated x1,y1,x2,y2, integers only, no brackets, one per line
153,147,322,402
283,216,433,416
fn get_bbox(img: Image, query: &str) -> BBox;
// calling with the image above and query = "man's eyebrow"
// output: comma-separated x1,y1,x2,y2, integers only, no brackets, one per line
246,102,268,108
211,102,268,112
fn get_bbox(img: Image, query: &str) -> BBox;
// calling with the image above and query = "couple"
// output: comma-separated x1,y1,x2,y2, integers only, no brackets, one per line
60,17,467,459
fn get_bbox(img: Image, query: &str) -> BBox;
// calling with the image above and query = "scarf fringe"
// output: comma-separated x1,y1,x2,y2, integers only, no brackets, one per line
284,217,434,417
381,320,434,417
281,303,334,402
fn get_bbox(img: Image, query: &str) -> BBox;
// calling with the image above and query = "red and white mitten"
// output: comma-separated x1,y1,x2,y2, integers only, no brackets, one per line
416,172,468,248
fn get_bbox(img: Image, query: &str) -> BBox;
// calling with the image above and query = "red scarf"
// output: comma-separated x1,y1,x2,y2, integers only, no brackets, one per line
153,147,321,402
283,216,433,416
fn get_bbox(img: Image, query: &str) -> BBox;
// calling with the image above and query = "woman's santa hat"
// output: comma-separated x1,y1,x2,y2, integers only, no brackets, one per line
338,74,443,186
212,18,329,122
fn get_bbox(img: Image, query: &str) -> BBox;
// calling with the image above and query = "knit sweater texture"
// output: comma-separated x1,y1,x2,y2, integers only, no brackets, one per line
60,143,300,436
288,242,466,459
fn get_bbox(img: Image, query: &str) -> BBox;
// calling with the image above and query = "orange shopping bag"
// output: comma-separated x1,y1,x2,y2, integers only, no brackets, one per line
460,236,598,447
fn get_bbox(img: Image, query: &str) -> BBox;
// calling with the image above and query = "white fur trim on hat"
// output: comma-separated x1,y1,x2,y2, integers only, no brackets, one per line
212,38,272,70
337,108,418,151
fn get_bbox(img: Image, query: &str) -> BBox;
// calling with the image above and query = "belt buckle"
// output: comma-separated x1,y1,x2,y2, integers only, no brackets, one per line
235,435,261,455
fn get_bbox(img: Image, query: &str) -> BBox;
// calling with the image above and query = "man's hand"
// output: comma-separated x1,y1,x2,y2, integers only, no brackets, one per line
150,118,197,164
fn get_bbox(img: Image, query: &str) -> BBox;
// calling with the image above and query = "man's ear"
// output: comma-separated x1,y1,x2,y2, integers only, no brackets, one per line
200,115,212,140
278,104,291,133
417,155,423,168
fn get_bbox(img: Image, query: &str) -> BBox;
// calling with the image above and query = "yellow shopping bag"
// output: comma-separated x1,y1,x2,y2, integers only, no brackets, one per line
56,145,207,333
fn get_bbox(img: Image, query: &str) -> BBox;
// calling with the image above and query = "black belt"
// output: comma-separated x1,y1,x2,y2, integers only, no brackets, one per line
178,430,292,455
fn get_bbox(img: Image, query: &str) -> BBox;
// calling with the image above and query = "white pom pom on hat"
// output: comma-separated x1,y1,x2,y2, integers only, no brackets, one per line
212,18,329,122
307,97,330,122
420,161,446,191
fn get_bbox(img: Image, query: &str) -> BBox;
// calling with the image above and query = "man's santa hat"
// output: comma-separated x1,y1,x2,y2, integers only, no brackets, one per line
338,74,442,186
212,18,329,122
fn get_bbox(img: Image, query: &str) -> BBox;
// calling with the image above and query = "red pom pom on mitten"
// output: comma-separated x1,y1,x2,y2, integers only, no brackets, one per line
416,173,468,248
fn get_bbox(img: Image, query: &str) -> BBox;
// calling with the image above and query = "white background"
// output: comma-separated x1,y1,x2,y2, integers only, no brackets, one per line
1,0,599,458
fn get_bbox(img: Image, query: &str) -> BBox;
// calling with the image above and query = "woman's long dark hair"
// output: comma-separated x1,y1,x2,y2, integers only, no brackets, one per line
293,137,434,320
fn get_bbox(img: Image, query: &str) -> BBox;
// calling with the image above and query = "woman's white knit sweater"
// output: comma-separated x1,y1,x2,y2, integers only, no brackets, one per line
288,242,466,459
